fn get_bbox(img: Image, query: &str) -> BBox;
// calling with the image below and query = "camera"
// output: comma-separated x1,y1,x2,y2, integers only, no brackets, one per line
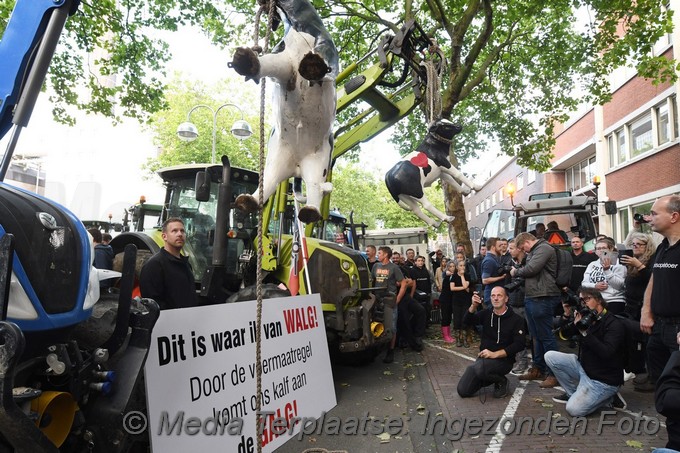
554,297,602,338
634,213,649,224
496,263,515,277
504,277,524,293
575,309,600,331
562,288,580,307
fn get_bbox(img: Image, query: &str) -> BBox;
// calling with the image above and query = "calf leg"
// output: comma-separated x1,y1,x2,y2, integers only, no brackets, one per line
441,166,482,192
397,196,443,228
439,173,469,195
298,154,333,224
229,48,296,84
235,137,294,213
417,195,455,225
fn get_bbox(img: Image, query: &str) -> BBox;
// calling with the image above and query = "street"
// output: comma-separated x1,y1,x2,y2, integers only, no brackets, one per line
276,327,669,453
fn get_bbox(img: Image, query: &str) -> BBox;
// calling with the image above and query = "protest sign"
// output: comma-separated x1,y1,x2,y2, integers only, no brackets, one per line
144,294,336,452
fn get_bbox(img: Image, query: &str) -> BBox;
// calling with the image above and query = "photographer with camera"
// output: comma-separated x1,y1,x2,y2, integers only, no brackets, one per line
506,239,532,375
511,232,562,388
546,287,627,416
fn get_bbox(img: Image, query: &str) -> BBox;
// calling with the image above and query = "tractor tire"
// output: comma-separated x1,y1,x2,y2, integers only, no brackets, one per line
225,283,291,304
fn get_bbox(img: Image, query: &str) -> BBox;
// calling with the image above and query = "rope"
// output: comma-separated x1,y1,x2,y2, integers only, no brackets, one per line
254,2,277,452
423,59,442,124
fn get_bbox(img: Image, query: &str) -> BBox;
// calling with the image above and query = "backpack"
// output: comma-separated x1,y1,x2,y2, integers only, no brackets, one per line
552,246,573,288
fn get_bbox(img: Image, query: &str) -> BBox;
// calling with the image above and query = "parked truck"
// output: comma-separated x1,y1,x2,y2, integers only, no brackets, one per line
481,190,601,251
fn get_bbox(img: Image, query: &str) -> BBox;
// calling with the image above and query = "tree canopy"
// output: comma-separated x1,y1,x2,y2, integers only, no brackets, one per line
2,0,674,246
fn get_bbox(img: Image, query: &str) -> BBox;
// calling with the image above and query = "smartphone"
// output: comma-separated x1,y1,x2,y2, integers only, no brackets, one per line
619,249,634,258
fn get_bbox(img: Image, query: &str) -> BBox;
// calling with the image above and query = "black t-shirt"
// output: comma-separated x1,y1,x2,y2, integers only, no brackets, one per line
569,251,598,292
140,249,198,310
651,238,680,317
625,267,652,309
410,266,431,294
439,273,454,304
450,273,472,306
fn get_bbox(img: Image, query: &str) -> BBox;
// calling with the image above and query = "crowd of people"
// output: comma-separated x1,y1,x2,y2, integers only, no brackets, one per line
88,194,680,450
366,195,680,450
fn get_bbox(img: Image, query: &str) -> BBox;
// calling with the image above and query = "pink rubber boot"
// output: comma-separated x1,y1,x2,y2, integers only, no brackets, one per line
442,326,455,343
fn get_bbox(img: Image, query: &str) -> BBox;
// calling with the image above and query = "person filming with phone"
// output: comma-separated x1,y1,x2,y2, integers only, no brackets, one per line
581,237,627,315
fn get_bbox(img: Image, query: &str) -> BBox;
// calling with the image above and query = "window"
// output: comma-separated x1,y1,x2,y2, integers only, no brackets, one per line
607,96,676,168
631,113,653,157
517,173,524,191
498,188,503,202
527,169,536,184
657,102,670,145
653,3,672,56
500,220,506,234
508,216,516,232
492,193,497,206
475,204,479,216
616,128,626,164
565,155,596,192
485,198,490,210
467,210,471,221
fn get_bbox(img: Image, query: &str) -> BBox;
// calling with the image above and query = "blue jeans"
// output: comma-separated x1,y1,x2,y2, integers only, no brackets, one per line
525,296,560,374
545,351,618,417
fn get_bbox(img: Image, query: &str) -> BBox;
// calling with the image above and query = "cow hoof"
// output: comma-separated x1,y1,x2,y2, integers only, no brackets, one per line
299,52,330,82
235,194,259,213
298,206,321,224
229,47,260,80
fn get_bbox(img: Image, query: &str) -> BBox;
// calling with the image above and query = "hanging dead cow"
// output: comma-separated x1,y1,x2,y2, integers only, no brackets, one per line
385,119,482,228
229,0,338,224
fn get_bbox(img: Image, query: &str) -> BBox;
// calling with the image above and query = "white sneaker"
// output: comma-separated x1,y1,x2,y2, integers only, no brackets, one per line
612,392,627,410
623,371,636,382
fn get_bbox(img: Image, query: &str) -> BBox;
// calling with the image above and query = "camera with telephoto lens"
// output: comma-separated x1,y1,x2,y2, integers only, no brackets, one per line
496,263,515,277
554,299,601,338
504,277,524,293
634,213,649,224
563,288,580,307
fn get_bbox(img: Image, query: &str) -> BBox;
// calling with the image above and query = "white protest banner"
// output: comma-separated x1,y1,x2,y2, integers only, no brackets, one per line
143,294,336,452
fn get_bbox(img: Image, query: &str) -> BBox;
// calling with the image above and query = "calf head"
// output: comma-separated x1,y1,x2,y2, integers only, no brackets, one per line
428,119,463,142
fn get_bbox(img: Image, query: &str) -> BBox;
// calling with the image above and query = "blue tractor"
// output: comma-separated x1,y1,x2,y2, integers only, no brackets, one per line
0,1,159,451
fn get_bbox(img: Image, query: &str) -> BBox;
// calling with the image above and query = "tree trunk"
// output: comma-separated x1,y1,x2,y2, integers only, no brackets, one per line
443,152,473,258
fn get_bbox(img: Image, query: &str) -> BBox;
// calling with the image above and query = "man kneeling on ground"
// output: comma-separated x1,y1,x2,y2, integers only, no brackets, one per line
457,287,526,399
546,287,626,416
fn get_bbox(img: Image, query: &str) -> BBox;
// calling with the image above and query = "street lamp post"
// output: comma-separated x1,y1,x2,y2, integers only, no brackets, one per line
176,103,253,164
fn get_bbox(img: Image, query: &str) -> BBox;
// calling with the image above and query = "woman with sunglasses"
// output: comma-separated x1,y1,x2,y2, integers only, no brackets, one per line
620,233,656,320
620,232,657,388
582,237,627,315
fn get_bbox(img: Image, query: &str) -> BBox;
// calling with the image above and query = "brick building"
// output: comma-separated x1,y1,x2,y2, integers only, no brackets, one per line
464,9,680,251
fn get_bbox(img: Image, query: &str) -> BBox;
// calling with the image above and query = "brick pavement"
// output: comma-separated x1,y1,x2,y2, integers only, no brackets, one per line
421,330,669,453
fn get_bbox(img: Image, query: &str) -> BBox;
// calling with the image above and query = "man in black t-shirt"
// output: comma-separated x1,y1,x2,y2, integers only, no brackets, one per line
140,218,198,310
568,237,598,293
640,195,680,392
410,256,433,324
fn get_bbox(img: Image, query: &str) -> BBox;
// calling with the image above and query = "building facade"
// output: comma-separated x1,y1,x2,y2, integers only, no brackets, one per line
464,6,680,251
